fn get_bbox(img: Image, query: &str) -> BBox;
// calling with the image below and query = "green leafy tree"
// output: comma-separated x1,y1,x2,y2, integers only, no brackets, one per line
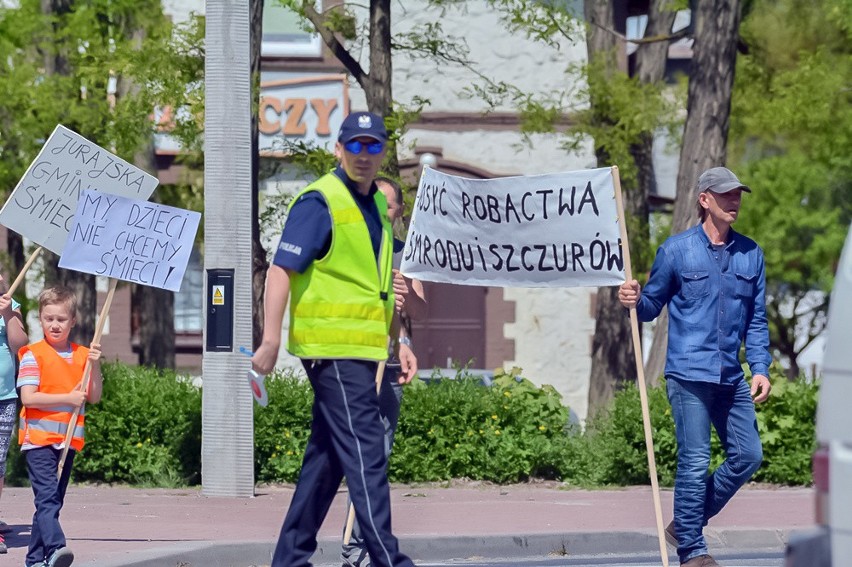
729,0,852,377
0,0,204,364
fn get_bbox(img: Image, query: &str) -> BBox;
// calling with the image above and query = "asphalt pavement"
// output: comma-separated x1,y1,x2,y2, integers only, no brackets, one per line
0,482,813,566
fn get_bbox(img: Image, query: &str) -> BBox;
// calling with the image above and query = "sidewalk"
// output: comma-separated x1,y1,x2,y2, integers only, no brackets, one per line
1,482,814,566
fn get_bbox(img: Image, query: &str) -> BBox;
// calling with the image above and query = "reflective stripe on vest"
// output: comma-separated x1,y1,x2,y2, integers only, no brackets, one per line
288,173,395,360
18,340,89,451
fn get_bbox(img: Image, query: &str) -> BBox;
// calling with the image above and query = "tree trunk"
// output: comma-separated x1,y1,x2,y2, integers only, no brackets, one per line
646,0,745,375
251,0,268,349
130,141,175,369
629,0,678,386
767,298,801,380
6,232,25,292
133,283,175,368
365,0,400,178
367,0,392,114
671,0,743,234
40,0,72,76
112,26,178,369
585,0,638,416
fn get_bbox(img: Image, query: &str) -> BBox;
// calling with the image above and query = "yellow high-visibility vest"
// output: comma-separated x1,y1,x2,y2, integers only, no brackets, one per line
287,173,394,360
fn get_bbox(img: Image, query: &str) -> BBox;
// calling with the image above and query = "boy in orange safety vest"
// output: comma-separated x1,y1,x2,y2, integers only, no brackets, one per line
17,286,102,567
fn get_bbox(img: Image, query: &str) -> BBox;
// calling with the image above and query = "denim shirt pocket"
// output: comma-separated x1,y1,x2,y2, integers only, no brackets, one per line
735,272,757,298
680,270,710,299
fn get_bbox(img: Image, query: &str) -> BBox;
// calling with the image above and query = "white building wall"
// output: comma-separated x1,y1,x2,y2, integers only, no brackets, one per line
167,0,603,419
345,1,599,419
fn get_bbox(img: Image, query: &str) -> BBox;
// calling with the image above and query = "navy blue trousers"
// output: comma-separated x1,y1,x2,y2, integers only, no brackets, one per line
26,446,75,567
271,359,414,567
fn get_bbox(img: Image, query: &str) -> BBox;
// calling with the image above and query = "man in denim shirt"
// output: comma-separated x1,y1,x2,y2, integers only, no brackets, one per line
619,167,772,567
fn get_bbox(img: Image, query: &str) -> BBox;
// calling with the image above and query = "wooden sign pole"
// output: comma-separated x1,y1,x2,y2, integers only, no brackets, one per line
611,165,669,567
57,278,118,478
6,246,43,296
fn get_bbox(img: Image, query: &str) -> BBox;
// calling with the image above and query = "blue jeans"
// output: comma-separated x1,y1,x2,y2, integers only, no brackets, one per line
666,377,763,563
26,446,76,567
342,366,403,567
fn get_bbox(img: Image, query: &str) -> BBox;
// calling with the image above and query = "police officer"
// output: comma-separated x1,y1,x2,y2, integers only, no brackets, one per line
253,111,415,567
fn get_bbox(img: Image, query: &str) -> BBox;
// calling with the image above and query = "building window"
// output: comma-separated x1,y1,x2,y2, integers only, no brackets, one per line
174,246,203,332
262,1,323,58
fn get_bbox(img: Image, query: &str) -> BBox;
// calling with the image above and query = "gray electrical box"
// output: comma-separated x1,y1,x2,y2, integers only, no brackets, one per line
206,269,234,352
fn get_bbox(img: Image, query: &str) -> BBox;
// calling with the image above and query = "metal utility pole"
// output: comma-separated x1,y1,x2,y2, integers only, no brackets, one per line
202,0,255,497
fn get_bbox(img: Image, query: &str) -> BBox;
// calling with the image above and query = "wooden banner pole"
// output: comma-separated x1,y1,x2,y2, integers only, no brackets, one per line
6,246,44,297
611,165,670,567
57,278,118,478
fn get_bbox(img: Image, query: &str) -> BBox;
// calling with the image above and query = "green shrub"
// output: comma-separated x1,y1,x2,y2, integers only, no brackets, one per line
4,361,819,488
389,367,571,483
253,370,313,483
581,378,678,486
71,363,202,486
753,372,818,484
583,364,818,487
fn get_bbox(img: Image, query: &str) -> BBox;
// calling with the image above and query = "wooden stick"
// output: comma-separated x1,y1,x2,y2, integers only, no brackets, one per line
611,166,669,567
6,246,43,297
343,315,401,545
57,278,118,478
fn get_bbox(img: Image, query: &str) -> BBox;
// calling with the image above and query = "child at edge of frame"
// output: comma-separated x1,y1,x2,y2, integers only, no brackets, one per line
16,285,103,567
0,272,29,554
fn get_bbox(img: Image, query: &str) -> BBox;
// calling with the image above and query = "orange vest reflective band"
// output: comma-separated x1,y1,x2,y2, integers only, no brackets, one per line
18,341,89,451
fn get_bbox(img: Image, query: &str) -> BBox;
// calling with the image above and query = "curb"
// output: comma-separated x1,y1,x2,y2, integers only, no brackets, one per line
86,528,791,567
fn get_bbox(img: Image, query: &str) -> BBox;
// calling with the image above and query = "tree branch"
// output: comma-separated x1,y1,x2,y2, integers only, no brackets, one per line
547,11,574,42
303,3,368,87
588,19,689,45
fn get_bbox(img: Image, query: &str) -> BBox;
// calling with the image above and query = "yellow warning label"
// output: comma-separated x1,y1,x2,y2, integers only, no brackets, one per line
212,285,225,306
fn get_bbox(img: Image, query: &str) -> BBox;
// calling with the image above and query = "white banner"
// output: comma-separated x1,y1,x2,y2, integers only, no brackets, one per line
59,190,201,292
0,125,159,254
400,167,625,288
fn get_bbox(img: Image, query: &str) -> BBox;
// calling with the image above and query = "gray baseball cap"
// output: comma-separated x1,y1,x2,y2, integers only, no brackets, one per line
697,167,751,194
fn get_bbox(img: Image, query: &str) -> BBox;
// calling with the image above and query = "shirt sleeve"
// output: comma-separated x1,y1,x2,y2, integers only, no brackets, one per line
635,246,677,322
272,192,332,273
744,248,772,377
393,237,405,254
17,350,40,390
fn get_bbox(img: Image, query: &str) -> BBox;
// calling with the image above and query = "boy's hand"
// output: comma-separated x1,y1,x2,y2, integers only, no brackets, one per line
89,342,102,362
67,387,88,408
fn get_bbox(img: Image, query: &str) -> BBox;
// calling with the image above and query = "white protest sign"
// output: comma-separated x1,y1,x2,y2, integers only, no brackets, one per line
400,167,625,288
0,125,159,254
58,190,201,292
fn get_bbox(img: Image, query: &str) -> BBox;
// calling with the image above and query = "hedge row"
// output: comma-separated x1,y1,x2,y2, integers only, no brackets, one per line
6,363,818,487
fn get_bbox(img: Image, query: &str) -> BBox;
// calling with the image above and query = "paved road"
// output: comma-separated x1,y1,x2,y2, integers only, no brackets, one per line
415,552,785,566
2,483,808,567
302,552,786,567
